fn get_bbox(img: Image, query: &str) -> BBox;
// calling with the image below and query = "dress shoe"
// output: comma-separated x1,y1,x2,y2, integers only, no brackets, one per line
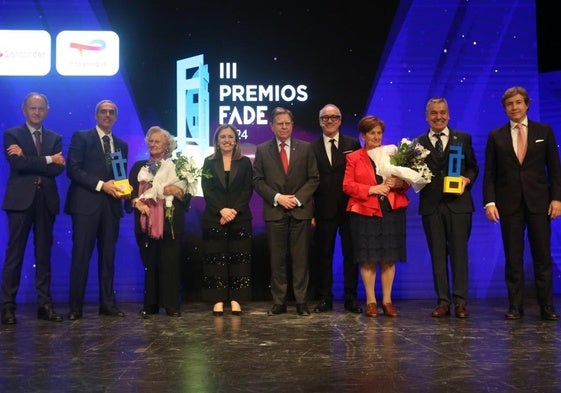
268,304,287,315
313,299,333,313
365,302,378,317
296,303,310,316
37,304,63,322
67,311,83,321
1,308,16,325
344,300,364,314
540,305,559,321
431,305,450,317
382,303,399,317
454,304,469,319
139,305,159,318
231,310,243,316
165,308,181,317
505,305,524,320
99,308,125,317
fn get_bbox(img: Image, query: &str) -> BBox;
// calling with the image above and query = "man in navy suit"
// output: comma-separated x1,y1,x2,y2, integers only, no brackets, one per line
1,92,66,324
253,107,319,316
65,100,129,320
484,86,561,321
310,104,363,313
416,97,478,319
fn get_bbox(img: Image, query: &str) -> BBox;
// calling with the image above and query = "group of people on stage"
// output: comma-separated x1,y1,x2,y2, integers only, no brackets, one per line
2,85,561,325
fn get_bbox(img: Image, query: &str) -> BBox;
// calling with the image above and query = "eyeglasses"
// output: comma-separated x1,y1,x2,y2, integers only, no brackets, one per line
98,109,116,115
320,115,341,122
274,121,293,127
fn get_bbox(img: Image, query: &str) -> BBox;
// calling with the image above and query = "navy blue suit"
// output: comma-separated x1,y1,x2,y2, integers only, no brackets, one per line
64,128,128,314
2,124,64,308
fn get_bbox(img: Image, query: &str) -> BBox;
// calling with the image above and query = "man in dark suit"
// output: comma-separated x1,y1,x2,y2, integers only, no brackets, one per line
416,97,478,319
484,86,561,321
253,107,319,316
64,100,129,320
1,92,66,325
310,104,362,313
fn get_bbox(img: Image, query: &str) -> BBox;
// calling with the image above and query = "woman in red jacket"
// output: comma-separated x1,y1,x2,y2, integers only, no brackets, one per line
342,115,409,317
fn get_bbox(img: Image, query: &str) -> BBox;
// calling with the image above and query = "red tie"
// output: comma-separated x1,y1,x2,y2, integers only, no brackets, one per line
516,123,526,163
280,142,288,174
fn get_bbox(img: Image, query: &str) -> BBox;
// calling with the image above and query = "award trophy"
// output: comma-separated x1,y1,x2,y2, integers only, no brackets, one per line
110,151,132,198
443,144,463,194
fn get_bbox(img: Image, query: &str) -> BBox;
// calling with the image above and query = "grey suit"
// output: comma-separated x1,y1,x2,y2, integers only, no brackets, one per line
253,137,319,304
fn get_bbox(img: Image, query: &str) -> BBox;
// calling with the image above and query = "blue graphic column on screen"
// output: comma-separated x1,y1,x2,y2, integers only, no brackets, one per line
176,54,210,150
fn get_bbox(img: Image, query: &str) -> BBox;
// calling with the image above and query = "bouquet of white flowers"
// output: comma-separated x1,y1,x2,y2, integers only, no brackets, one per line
368,138,433,192
138,150,209,238
172,151,208,197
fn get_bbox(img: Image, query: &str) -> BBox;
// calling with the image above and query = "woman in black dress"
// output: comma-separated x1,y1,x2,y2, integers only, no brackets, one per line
201,124,253,316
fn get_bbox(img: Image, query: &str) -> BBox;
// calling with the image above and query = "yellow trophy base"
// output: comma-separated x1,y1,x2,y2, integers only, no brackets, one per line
443,176,463,194
114,179,132,199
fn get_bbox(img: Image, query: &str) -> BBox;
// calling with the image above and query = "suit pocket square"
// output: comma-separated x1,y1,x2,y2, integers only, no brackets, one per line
535,139,544,143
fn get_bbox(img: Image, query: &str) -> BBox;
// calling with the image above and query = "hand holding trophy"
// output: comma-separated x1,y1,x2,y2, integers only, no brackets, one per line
443,144,464,194
110,151,132,198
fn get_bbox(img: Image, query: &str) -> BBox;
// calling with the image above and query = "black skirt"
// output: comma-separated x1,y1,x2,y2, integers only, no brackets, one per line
349,201,406,264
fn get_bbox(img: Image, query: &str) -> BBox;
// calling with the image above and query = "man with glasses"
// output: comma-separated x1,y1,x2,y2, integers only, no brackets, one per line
311,104,362,313
253,107,319,316
64,100,129,320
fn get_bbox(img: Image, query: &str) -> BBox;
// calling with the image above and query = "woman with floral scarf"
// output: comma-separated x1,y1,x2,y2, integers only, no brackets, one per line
129,126,189,318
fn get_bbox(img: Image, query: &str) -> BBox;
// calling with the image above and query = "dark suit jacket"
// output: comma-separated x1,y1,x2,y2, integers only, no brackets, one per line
201,154,253,226
253,137,319,221
483,120,561,215
417,129,479,215
311,134,361,220
2,124,64,214
64,128,128,217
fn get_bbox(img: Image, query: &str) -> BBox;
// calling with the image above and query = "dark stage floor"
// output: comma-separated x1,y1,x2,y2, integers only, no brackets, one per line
1,298,560,393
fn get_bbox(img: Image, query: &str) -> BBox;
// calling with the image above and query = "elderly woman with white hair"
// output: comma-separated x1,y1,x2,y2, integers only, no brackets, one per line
129,126,190,318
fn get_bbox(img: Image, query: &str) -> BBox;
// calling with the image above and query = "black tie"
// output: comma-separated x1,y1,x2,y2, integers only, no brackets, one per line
102,135,112,168
330,138,338,166
434,133,443,155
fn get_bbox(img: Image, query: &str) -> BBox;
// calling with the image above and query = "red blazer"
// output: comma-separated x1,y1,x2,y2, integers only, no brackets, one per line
342,147,409,217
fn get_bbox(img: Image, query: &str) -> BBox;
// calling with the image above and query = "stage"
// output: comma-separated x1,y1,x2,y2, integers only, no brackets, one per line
1,298,560,392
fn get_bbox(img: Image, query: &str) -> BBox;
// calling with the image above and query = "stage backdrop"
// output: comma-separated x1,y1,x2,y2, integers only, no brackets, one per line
1,0,560,304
